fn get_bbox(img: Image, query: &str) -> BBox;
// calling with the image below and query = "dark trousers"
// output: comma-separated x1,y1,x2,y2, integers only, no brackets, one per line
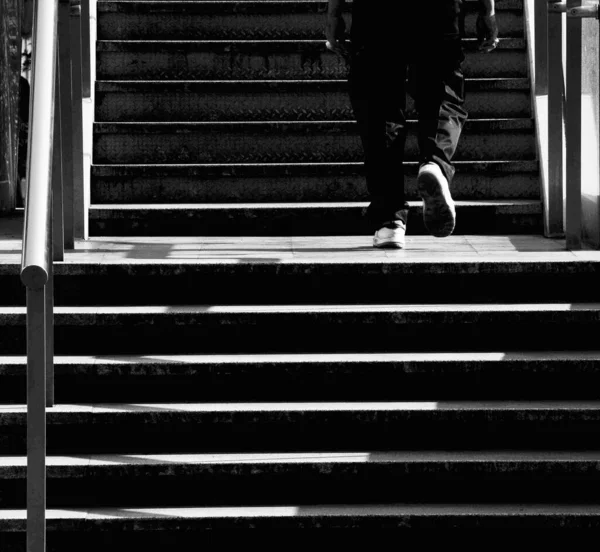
348,0,468,229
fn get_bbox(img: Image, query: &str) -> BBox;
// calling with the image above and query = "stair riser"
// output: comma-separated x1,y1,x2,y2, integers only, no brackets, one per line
96,49,528,80
0,312,593,355
91,170,540,203
93,131,536,164
1,525,598,552
2,262,593,308
2,411,600,454
97,9,524,41
4,369,600,403
95,89,532,122
2,468,600,508
89,204,541,236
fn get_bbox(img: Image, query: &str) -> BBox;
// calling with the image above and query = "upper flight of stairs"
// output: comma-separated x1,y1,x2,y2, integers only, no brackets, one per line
90,0,542,236
6,1,600,548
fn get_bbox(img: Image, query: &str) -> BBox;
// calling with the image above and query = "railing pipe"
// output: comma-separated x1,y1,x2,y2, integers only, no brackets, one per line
81,0,91,98
70,0,85,240
21,0,58,290
547,0,566,237
53,58,65,264
20,0,61,550
565,0,583,249
59,0,75,249
26,286,47,552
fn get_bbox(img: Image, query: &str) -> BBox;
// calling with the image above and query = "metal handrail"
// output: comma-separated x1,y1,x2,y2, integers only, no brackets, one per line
543,0,600,249
19,0,88,549
20,0,59,548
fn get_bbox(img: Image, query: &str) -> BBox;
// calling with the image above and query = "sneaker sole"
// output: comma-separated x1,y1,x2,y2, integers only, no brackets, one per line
373,238,405,249
418,169,456,238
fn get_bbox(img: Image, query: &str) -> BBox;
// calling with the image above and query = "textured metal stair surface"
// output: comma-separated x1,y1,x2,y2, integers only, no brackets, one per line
91,0,541,237
87,200,542,236
95,79,533,122
93,120,536,164
96,38,528,80
91,160,540,204
97,0,525,41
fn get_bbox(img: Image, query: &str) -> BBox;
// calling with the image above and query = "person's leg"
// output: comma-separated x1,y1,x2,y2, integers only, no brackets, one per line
413,40,467,187
411,0,468,236
348,44,410,233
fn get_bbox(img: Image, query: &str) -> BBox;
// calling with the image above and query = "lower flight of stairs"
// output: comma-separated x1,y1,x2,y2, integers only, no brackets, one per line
2,240,600,547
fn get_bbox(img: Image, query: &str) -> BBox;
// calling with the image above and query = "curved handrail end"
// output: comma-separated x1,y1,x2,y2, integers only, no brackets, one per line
21,265,49,290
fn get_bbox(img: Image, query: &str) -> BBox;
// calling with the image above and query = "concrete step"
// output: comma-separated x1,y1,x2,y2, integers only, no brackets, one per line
97,1,525,41
2,451,600,508
3,353,600,403
0,234,588,308
2,401,600,454
91,160,540,204
0,303,598,356
88,200,542,236
4,504,600,551
96,39,528,80
95,79,532,122
93,120,536,164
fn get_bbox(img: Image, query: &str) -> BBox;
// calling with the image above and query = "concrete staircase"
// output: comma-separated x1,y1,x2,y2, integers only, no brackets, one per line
3,0,600,548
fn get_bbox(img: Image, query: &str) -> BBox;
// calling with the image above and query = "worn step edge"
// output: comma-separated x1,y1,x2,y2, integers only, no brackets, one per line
93,119,534,133
96,0,524,13
2,450,600,478
3,400,600,417
3,352,600,376
4,504,600,532
96,37,526,50
89,199,542,214
4,301,597,320
91,160,540,178
95,78,531,92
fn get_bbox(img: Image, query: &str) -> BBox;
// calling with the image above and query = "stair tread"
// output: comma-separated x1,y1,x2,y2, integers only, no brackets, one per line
90,199,540,207
91,160,540,174
97,78,530,86
3,302,598,316
3,503,600,524
97,37,525,47
3,450,600,471
94,119,534,130
4,351,600,366
97,0,523,8
3,401,600,415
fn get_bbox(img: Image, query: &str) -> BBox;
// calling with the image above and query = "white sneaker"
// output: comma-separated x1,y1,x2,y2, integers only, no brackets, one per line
417,162,456,238
373,220,406,249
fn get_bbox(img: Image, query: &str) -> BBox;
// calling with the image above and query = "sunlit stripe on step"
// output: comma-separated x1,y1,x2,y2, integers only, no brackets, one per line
3,401,600,415
4,503,600,522
3,450,600,470
2,303,600,316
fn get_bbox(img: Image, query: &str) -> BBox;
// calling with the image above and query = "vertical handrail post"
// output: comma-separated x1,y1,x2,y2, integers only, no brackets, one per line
59,0,74,249
53,55,65,262
26,287,47,552
45,247,55,409
70,0,86,240
536,0,549,96
81,0,91,98
566,0,583,249
547,0,566,237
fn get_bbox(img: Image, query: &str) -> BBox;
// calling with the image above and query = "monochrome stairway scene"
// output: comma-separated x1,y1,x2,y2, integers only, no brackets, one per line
3,0,600,548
